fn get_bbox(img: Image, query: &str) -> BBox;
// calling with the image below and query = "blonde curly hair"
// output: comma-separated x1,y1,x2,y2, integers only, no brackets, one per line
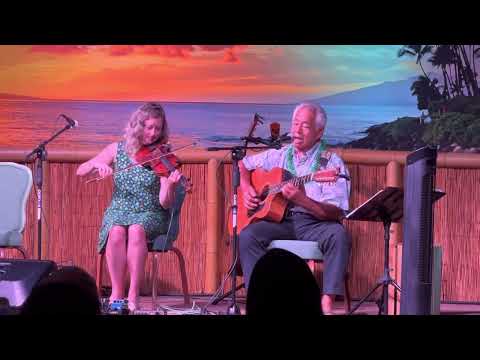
124,102,169,157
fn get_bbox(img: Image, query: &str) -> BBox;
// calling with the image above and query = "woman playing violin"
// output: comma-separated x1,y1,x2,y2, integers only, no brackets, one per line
76,102,182,311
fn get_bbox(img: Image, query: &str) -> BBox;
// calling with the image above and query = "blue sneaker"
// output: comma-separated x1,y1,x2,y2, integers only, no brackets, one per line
107,299,129,315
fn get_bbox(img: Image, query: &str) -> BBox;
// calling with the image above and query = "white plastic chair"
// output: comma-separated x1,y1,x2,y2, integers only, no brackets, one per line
0,162,33,258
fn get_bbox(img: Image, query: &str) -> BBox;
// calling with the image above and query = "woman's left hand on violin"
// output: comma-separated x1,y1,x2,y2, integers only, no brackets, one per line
165,169,183,187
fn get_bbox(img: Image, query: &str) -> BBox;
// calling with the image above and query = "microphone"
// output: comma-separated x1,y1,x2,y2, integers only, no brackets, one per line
268,122,291,145
241,121,291,149
270,122,280,140
60,114,79,128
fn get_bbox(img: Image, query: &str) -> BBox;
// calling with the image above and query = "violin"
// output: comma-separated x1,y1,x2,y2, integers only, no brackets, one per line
84,142,196,185
135,142,193,192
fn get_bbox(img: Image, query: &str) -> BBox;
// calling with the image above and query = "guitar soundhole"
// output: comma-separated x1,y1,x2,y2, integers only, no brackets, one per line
259,187,268,201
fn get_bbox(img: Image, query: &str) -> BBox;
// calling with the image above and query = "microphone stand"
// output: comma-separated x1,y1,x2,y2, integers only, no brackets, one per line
25,120,76,260
205,113,289,315
241,133,291,148
207,142,281,315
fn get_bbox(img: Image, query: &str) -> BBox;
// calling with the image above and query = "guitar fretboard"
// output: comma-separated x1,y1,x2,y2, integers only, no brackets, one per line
266,174,314,195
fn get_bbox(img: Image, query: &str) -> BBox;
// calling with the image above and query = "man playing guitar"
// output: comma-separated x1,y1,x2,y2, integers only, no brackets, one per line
239,102,351,315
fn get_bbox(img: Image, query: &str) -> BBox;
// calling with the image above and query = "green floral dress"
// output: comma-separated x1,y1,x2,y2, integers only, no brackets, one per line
98,141,169,253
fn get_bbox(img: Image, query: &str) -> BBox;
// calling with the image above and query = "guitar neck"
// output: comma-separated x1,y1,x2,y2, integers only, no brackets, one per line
268,174,313,195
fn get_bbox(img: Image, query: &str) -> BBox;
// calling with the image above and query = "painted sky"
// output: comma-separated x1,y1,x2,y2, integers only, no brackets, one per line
0,45,422,103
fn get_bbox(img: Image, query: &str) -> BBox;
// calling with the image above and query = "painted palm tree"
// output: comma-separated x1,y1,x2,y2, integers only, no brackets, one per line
429,45,455,99
398,45,433,81
451,45,473,96
474,47,480,87
472,46,479,84
411,75,442,111
458,45,479,96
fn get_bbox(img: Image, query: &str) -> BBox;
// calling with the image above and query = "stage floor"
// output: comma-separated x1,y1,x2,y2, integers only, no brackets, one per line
127,295,480,315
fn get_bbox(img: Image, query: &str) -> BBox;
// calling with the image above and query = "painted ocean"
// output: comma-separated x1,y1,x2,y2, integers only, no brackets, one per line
0,99,421,151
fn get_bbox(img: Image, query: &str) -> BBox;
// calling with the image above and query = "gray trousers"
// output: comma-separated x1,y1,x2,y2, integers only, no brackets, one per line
239,211,351,296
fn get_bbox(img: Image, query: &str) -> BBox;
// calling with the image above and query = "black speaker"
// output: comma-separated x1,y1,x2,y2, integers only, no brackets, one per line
400,146,437,315
0,258,57,308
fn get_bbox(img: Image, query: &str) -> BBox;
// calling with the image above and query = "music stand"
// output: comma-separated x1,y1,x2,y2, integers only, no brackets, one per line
346,186,445,315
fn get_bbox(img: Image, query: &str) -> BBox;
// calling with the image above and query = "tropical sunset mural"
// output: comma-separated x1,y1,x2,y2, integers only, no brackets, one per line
1,45,479,152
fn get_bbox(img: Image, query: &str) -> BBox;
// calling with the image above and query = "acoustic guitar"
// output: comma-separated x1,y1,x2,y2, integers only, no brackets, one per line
228,167,349,235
